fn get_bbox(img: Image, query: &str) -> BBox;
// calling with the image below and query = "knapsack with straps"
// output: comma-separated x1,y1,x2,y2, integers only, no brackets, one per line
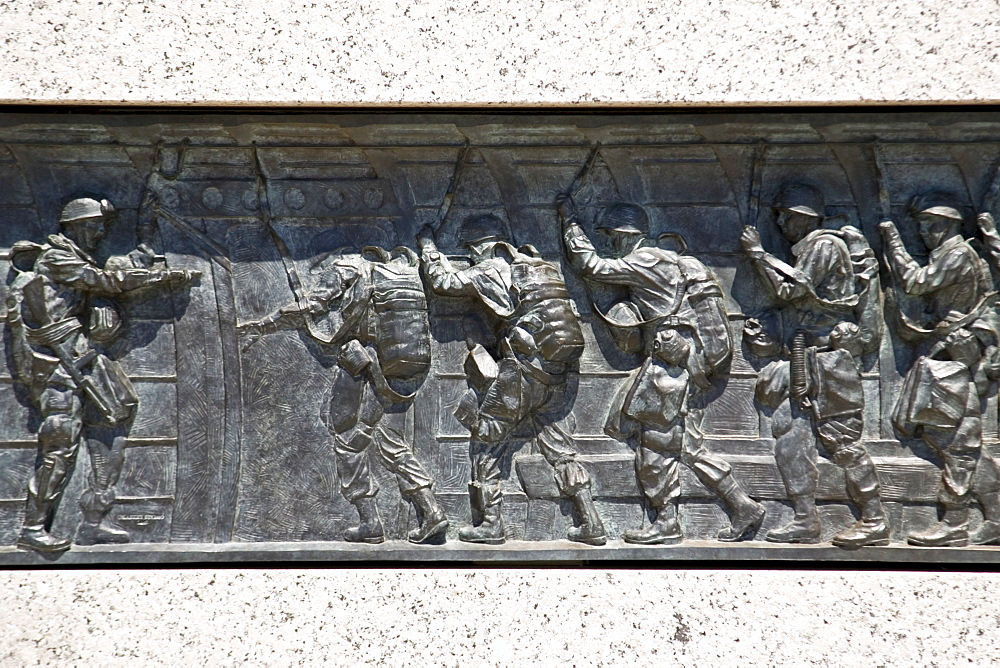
364,246,432,379
817,226,883,354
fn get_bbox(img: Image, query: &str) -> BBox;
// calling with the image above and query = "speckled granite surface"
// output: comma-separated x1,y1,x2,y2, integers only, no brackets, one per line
1,569,998,664
2,1,1000,664
0,0,998,105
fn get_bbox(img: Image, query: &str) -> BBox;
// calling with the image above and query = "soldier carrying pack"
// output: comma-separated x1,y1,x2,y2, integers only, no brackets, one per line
364,246,432,380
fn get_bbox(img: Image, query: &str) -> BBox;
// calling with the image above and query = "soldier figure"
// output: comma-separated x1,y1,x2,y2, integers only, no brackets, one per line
239,246,449,544
417,215,607,546
880,192,1000,547
6,198,199,553
560,196,765,544
740,183,890,547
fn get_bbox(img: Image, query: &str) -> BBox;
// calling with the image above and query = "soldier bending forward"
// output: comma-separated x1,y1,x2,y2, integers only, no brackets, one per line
240,247,448,544
417,215,607,546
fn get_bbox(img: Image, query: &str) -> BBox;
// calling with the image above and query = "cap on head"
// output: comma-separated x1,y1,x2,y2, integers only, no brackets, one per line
59,198,115,225
458,214,508,248
595,203,649,236
773,183,824,218
908,191,963,221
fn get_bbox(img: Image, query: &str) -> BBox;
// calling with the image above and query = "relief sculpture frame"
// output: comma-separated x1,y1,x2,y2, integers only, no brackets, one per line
2,109,1000,565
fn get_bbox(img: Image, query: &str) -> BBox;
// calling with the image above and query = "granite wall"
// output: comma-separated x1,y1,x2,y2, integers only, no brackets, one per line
1,0,999,664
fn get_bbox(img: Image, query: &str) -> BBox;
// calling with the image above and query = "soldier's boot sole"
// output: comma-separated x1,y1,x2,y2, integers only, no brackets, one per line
16,530,71,554
718,503,766,542
766,520,822,544
344,527,386,544
408,516,449,545
907,530,969,548
567,526,607,546
831,521,890,549
623,521,682,546
75,523,130,546
458,526,506,545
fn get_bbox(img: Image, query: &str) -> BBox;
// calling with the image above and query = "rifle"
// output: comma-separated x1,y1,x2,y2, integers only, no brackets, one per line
567,142,602,200
873,140,893,222
21,277,124,425
747,140,766,231
436,140,471,232
142,141,233,273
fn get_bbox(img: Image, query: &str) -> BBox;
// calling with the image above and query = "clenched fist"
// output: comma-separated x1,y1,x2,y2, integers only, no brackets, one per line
739,226,764,257
978,212,997,237
878,220,898,237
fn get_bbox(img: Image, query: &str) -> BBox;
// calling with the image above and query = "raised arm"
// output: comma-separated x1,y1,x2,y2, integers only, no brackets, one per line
239,263,363,337
879,221,965,295
739,226,815,302
558,195,643,285
416,224,479,297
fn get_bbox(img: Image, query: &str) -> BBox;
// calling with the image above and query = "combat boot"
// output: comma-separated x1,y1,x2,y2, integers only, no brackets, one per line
458,504,506,545
344,497,385,544
76,521,130,546
407,487,449,544
18,494,71,554
17,527,71,554
972,491,1000,545
567,488,607,546
831,520,890,548
832,488,890,549
77,488,131,545
624,505,682,545
766,496,821,544
715,476,766,542
908,506,969,547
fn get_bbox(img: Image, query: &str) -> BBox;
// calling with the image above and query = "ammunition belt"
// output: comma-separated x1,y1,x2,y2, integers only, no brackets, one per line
373,297,427,312
517,287,571,305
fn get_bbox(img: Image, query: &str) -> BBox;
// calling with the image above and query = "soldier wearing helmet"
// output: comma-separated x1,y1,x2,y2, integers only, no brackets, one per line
6,197,199,553
880,192,1000,547
238,243,449,546
741,182,890,548
416,214,606,546
560,194,764,545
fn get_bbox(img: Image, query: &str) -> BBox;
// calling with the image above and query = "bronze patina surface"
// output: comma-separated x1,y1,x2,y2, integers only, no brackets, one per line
3,110,1000,564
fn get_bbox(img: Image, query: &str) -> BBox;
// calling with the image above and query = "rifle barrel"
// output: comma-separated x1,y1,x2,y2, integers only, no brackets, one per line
568,142,602,198
747,140,765,229
874,141,893,221
437,141,471,229
983,157,1000,214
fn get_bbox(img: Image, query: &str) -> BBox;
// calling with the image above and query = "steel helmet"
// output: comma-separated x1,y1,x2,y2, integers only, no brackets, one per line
908,191,963,221
458,214,508,248
59,198,115,225
773,183,824,218
596,203,649,235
